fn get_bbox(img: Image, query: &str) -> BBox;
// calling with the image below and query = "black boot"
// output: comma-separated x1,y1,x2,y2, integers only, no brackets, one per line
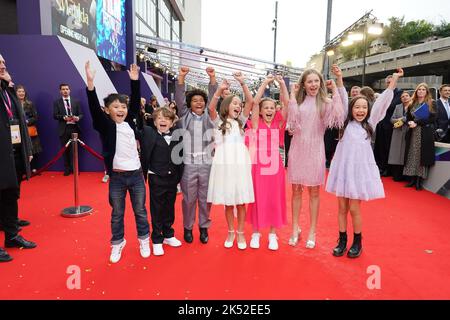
405,176,416,188
347,233,362,258
415,177,424,191
332,232,347,257
199,228,209,244
184,228,193,243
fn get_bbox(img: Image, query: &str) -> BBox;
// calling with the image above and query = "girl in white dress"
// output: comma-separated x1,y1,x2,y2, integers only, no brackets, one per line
207,75,254,250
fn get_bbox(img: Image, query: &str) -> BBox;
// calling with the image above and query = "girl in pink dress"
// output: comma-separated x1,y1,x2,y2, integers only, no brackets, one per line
326,68,404,258
246,75,288,251
286,69,345,249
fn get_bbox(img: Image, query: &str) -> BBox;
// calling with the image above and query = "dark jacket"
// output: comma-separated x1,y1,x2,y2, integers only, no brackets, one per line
139,125,183,184
0,80,32,189
53,97,83,137
22,100,43,154
86,80,140,176
404,101,437,167
435,99,450,140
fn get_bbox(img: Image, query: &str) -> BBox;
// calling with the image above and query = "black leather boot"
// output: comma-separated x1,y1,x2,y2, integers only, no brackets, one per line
405,176,416,188
199,228,209,244
184,228,193,243
416,177,424,191
332,232,347,257
347,233,362,258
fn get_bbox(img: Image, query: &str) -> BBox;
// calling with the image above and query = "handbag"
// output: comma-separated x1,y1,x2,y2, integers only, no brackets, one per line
28,125,38,137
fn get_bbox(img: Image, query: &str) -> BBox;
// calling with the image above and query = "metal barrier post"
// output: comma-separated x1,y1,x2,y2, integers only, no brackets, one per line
61,133,93,217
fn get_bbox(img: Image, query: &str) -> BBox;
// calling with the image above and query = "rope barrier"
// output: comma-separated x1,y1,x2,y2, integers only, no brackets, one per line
31,139,103,177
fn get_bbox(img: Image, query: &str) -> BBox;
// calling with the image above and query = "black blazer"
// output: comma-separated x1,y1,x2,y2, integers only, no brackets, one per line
435,99,450,138
86,80,140,176
139,125,183,184
53,97,83,137
0,80,32,189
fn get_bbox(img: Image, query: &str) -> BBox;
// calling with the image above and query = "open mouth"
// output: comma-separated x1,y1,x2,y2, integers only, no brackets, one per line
159,123,168,130
232,109,240,118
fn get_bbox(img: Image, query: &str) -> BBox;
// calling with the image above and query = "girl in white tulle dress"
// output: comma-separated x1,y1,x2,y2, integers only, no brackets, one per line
207,75,254,250
326,68,404,259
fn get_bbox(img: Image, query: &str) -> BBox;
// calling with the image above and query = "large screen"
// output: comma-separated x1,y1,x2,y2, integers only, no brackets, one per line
51,0,126,65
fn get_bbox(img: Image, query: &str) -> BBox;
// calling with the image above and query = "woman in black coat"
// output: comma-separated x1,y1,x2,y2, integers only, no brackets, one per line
403,83,436,190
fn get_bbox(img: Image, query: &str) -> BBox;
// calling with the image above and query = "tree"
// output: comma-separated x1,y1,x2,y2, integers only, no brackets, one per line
384,16,406,50
435,20,450,37
402,20,434,44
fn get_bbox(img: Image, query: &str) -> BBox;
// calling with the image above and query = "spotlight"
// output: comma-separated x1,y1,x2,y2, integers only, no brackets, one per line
154,62,160,68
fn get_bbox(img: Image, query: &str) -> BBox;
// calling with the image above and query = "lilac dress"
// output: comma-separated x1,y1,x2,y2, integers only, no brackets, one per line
287,93,345,186
326,89,394,200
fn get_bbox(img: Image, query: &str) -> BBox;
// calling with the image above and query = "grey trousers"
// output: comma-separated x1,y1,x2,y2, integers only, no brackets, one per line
181,163,212,230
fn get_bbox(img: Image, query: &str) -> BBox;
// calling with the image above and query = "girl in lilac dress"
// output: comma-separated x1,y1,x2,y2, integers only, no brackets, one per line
246,75,288,251
326,69,404,259
287,69,345,249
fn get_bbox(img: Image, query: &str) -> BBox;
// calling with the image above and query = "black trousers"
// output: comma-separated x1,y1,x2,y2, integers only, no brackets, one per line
60,124,80,173
374,124,393,174
0,151,24,240
148,174,178,244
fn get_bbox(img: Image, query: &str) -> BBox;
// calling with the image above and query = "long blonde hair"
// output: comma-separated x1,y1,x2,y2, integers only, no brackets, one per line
295,69,330,116
409,83,434,112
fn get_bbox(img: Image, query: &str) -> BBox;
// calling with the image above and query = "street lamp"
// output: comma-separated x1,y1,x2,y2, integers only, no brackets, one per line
362,22,383,86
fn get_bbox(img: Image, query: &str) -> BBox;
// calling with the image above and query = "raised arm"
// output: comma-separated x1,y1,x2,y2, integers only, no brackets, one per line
206,67,218,107
84,61,107,131
127,63,141,120
233,71,253,118
369,68,403,127
175,66,190,118
331,64,348,108
276,74,289,120
209,79,230,121
324,79,345,128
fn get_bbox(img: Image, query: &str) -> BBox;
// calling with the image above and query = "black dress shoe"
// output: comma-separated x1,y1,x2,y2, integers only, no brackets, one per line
416,177,424,191
5,235,37,249
405,178,416,188
184,228,193,243
18,219,30,227
63,171,70,176
0,248,13,262
199,228,209,244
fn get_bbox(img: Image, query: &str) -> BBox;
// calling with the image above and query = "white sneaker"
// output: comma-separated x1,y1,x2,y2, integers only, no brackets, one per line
250,233,261,249
236,231,247,250
138,237,151,258
110,239,126,263
268,233,279,251
102,174,109,183
152,243,165,256
163,237,182,247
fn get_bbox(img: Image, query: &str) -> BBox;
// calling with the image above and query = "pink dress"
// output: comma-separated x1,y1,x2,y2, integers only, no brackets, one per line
326,89,394,200
246,112,287,230
287,94,344,186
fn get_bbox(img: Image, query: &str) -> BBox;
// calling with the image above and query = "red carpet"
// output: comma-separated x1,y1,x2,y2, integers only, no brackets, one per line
1,171,449,300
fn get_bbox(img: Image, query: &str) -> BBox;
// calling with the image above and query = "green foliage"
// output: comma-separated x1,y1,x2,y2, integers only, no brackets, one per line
338,17,450,62
435,21,450,37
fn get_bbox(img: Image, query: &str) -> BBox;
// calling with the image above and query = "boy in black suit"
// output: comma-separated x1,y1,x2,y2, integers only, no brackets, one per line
139,107,183,256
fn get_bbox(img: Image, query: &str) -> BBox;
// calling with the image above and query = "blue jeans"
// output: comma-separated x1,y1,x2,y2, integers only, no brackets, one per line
109,169,150,245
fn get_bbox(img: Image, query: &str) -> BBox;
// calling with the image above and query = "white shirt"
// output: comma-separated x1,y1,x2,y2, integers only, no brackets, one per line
113,122,141,171
440,98,450,119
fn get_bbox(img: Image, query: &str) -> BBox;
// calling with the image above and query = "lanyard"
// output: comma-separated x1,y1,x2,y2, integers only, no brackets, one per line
1,89,13,119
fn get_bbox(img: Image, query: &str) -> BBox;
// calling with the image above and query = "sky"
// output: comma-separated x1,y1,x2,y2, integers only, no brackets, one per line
201,0,449,68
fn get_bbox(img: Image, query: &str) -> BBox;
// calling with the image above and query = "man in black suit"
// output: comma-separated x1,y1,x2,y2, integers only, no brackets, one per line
53,83,83,175
374,75,403,176
436,84,450,143
0,53,37,262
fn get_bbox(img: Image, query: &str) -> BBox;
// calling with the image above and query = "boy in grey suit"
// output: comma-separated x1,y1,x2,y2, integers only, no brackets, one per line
175,66,217,244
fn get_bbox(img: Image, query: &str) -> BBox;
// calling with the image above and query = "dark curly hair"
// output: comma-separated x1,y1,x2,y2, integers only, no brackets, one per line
186,89,208,109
